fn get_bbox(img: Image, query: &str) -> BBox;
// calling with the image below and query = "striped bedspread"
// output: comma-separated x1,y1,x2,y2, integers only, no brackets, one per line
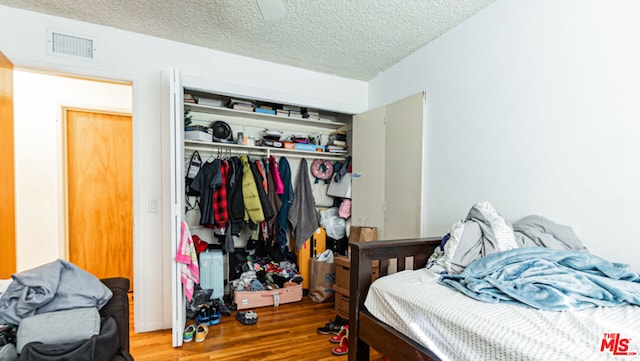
364,268,640,361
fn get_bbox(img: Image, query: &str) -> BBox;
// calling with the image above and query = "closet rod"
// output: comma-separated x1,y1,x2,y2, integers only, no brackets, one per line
184,145,348,161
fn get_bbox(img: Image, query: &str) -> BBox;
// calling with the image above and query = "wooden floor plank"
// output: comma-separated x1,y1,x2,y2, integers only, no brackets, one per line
130,295,384,361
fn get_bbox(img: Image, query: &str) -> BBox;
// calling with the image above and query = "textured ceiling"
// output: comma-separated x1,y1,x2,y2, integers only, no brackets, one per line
0,0,495,80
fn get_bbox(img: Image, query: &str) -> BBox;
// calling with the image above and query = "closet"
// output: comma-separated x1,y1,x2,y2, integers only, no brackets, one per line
169,69,427,347
168,68,353,346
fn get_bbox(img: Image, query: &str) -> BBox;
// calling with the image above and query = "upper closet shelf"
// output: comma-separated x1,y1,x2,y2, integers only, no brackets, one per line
184,103,348,129
184,140,348,160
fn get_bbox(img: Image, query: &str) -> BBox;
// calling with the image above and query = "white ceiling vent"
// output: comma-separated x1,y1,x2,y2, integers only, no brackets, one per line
49,31,95,59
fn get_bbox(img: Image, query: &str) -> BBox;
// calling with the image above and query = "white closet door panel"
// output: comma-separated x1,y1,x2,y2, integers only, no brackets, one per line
169,67,186,347
384,92,425,240
352,106,386,239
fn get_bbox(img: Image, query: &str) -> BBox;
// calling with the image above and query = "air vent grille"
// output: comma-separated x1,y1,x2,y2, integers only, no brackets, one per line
50,32,94,59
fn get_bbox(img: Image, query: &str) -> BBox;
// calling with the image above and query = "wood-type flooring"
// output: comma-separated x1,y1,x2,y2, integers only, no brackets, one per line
129,294,384,361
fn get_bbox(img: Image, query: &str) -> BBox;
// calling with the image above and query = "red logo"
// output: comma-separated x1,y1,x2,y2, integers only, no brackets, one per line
601,333,637,356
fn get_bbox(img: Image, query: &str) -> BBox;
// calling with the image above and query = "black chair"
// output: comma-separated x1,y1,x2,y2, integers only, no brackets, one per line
19,277,133,361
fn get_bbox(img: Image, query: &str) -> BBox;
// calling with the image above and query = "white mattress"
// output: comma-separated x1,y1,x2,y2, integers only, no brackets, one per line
364,269,640,361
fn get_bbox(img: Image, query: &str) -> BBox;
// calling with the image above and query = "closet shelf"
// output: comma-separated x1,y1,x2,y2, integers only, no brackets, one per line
184,103,348,129
184,140,349,160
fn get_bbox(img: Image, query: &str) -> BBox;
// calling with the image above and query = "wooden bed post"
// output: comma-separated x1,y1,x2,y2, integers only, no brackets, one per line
349,242,373,361
348,238,441,361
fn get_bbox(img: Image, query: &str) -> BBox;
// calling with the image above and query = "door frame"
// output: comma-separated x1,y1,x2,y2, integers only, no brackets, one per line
60,106,133,261
0,51,15,278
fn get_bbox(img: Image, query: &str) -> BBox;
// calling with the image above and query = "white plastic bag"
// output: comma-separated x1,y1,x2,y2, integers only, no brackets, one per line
320,207,346,239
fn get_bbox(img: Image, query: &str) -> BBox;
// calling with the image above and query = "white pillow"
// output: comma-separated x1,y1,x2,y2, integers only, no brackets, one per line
442,220,465,274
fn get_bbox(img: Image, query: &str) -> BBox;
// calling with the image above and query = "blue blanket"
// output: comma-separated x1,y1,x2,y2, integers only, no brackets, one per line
439,247,640,311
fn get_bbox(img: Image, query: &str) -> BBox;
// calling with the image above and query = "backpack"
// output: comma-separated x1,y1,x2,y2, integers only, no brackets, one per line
185,151,202,197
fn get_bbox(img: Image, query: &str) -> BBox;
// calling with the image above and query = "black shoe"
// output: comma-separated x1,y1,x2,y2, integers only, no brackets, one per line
214,298,232,317
333,315,348,326
317,318,346,335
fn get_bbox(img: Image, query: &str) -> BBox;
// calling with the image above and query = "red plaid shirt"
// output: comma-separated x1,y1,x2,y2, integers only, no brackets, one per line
213,160,229,228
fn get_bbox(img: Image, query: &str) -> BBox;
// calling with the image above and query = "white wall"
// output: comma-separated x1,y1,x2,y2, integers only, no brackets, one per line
13,70,132,272
369,0,640,271
0,5,367,332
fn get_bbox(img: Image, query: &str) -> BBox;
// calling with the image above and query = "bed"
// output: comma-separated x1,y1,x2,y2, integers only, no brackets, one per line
348,237,441,361
348,238,640,361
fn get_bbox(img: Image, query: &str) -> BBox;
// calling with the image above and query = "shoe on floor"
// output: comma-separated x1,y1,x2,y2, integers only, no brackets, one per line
209,307,222,326
317,316,348,335
183,323,197,342
195,323,209,343
333,315,348,326
330,325,349,343
195,306,211,326
213,298,232,317
236,310,258,325
331,335,349,356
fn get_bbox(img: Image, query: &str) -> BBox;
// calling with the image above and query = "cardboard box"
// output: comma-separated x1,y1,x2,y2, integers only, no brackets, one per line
234,284,303,310
283,142,296,150
334,256,380,292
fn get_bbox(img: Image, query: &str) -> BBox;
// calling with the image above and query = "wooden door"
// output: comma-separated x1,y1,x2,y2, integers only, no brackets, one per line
0,51,16,278
66,108,132,285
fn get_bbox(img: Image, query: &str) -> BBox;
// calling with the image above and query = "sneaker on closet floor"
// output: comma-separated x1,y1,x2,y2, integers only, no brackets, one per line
209,307,222,326
183,323,197,343
195,307,210,326
195,324,209,343
213,298,232,316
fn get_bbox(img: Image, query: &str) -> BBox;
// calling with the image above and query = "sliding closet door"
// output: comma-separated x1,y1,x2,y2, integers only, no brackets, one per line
0,51,16,278
383,92,426,239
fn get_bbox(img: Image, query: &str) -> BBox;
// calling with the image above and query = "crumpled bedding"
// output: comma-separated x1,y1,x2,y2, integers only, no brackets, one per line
0,259,112,325
439,247,640,310
428,201,587,274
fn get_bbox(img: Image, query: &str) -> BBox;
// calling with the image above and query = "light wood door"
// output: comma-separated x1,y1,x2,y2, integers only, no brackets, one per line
0,51,16,278
66,109,132,285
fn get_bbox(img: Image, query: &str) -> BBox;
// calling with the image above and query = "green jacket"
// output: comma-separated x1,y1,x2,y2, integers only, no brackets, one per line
241,155,264,223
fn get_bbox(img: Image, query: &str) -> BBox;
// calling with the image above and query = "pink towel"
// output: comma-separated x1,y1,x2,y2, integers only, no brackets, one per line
175,221,200,301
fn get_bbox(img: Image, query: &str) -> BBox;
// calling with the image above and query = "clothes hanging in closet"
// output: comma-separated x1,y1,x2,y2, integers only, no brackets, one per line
189,159,221,227
277,157,294,250
288,158,319,250
226,156,245,236
266,156,283,243
241,155,265,223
